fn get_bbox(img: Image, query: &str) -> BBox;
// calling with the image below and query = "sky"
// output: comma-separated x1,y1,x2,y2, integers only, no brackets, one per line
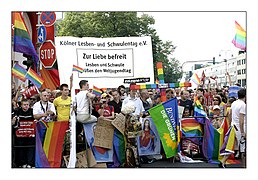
143,12,246,71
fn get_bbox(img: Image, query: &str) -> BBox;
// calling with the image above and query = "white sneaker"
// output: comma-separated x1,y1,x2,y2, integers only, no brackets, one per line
26,165,32,168
22,164,27,168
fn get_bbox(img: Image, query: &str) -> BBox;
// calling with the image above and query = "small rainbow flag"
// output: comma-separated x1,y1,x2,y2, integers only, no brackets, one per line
155,79,159,84
25,67,44,88
194,99,208,124
72,64,84,73
12,12,38,67
92,86,102,97
12,63,27,82
181,118,203,145
191,73,201,85
232,21,246,51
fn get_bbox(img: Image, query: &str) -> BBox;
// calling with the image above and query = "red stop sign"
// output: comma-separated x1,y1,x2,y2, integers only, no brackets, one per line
39,40,56,68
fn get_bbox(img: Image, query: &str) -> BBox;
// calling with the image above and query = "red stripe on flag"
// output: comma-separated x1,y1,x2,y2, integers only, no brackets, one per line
54,121,68,167
48,122,61,167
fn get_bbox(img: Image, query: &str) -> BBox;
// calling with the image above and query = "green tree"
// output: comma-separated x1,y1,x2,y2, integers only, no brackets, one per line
57,12,182,82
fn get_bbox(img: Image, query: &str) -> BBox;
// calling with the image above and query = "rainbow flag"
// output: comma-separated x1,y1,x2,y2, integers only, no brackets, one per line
232,21,246,51
12,63,27,82
43,121,69,167
191,73,201,85
92,86,102,97
181,118,203,138
194,99,208,124
25,67,44,88
155,79,159,84
72,64,84,73
35,121,50,168
220,126,236,156
12,12,38,66
202,118,239,164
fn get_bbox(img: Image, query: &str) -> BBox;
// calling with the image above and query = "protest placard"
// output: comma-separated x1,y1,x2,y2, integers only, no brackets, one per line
93,118,114,149
111,113,126,134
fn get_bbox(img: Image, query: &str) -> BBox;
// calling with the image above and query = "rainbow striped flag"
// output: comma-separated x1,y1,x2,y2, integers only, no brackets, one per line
181,118,203,139
25,67,44,88
43,121,69,167
194,99,208,124
72,64,84,73
12,12,38,66
12,63,27,82
232,21,246,51
35,121,50,167
202,118,239,164
92,86,102,97
191,73,201,85
220,126,236,156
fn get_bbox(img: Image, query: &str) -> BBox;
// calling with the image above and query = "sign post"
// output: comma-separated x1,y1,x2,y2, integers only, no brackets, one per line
39,40,56,69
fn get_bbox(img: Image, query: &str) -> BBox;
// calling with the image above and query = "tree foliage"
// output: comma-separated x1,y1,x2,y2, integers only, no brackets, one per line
57,12,182,82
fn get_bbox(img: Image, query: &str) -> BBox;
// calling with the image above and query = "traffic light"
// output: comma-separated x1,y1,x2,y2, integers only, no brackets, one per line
213,57,215,65
22,54,34,70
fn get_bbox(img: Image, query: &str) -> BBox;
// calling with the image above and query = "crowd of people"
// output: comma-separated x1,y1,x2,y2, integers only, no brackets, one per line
11,77,246,168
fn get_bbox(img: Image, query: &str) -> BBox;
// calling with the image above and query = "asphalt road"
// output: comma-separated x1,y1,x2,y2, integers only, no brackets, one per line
139,158,244,168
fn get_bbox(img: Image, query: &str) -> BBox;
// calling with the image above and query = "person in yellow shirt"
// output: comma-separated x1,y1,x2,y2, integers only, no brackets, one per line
53,84,71,121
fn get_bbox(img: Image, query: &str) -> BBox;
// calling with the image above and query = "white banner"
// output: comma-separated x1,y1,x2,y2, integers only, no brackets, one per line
55,36,154,89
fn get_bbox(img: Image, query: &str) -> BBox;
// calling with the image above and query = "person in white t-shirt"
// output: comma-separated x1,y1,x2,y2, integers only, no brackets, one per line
74,80,97,124
33,89,56,122
230,88,246,155
122,83,145,116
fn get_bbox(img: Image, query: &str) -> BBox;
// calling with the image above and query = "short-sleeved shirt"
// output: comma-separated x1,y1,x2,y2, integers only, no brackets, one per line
75,90,90,115
108,100,122,113
122,96,145,116
231,99,246,132
33,101,56,121
53,96,71,121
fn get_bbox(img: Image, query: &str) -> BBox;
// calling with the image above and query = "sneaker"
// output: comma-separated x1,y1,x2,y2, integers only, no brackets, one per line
22,164,27,168
147,159,155,164
235,151,240,159
218,162,226,168
26,165,32,168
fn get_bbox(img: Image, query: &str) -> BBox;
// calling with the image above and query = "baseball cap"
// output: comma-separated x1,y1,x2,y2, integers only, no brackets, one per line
213,105,220,110
101,93,109,98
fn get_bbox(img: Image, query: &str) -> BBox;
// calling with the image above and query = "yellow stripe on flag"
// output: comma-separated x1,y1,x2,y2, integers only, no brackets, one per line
140,84,146,89
43,122,54,158
14,20,27,31
236,29,246,37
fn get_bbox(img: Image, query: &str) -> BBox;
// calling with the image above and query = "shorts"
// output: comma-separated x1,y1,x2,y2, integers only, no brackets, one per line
234,125,246,152
76,114,97,124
